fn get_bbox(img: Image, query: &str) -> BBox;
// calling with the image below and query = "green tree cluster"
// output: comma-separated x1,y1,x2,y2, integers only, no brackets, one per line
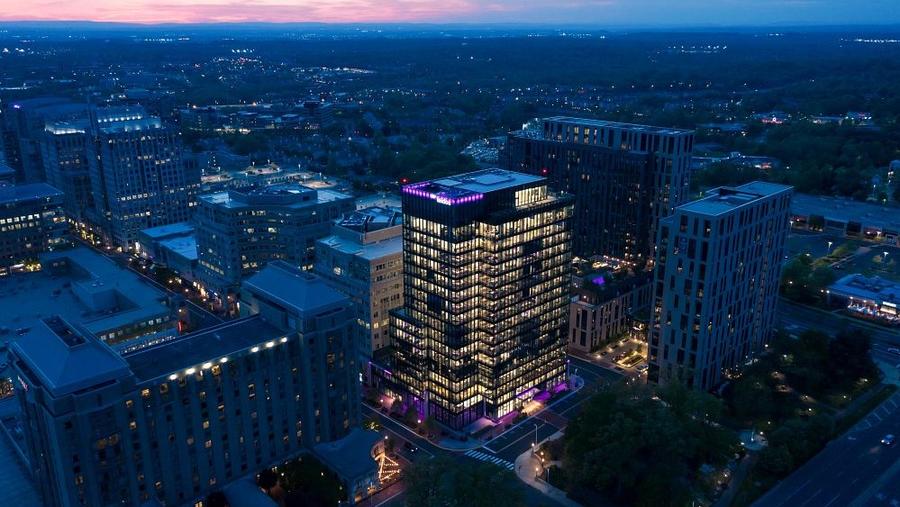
404,456,525,507
780,255,836,304
561,382,738,507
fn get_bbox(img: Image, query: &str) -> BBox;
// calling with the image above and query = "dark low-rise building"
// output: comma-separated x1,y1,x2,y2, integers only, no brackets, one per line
568,270,652,353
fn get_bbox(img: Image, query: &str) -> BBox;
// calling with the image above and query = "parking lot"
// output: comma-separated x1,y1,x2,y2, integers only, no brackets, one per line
784,230,847,260
837,244,900,282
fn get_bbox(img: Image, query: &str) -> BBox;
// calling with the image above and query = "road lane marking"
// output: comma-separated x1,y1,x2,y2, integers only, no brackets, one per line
798,489,823,507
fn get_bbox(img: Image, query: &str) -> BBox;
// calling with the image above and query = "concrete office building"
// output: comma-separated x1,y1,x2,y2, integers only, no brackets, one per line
38,248,181,352
0,183,67,275
390,169,573,429
196,184,353,297
648,181,792,390
88,117,200,250
0,162,15,186
40,106,151,224
315,206,403,360
0,247,181,354
10,262,362,507
1,97,87,183
302,100,334,129
240,261,362,435
41,119,93,221
506,117,694,264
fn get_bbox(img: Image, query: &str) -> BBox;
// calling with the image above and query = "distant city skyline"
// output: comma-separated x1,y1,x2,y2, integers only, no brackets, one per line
3,0,900,26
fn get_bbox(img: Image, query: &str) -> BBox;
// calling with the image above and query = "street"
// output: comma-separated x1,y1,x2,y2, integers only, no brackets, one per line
776,298,900,346
360,355,623,505
754,391,900,507
753,299,900,507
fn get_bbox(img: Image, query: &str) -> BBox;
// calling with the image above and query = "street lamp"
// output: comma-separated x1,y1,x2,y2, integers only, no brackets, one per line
827,241,833,254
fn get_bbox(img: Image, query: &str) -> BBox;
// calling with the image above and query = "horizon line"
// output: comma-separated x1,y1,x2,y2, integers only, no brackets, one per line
2,19,900,29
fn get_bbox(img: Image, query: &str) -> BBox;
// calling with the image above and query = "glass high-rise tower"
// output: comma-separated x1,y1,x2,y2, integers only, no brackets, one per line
390,169,573,429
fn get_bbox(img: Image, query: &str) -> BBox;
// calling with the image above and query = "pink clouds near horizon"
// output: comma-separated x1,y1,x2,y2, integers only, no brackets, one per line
0,0,898,26
0,0,511,24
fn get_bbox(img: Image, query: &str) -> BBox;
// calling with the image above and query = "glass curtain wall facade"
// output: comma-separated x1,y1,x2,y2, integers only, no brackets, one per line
391,169,573,429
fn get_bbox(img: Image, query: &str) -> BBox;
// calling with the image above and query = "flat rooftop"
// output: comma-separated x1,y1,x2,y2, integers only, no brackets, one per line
123,315,285,382
314,428,380,482
139,221,194,240
829,274,900,304
243,261,348,316
543,116,694,135
12,316,131,397
791,193,900,232
318,233,402,261
0,248,171,340
678,181,792,216
0,183,62,205
337,206,402,232
200,184,351,209
403,168,543,203
160,236,198,261
355,192,401,210
0,163,16,179
97,117,163,133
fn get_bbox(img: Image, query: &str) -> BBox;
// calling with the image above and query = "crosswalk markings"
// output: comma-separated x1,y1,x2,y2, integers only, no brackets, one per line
464,449,515,470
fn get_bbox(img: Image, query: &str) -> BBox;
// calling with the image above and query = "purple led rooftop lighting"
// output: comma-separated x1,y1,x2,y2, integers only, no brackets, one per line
402,183,484,206
592,275,606,286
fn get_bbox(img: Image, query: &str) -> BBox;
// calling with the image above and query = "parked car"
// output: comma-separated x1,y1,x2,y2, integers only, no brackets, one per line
882,434,896,447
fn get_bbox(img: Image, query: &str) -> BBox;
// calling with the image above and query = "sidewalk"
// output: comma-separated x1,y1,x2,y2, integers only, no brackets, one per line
875,359,900,386
514,431,582,507
713,454,756,507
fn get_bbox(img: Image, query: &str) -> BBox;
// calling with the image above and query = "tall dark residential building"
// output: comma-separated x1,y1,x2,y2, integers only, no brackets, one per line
10,262,361,507
390,169,573,429
505,117,694,264
648,182,792,390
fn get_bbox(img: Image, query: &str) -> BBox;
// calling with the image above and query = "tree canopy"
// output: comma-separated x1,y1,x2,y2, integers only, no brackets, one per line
404,456,525,507
561,382,738,507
